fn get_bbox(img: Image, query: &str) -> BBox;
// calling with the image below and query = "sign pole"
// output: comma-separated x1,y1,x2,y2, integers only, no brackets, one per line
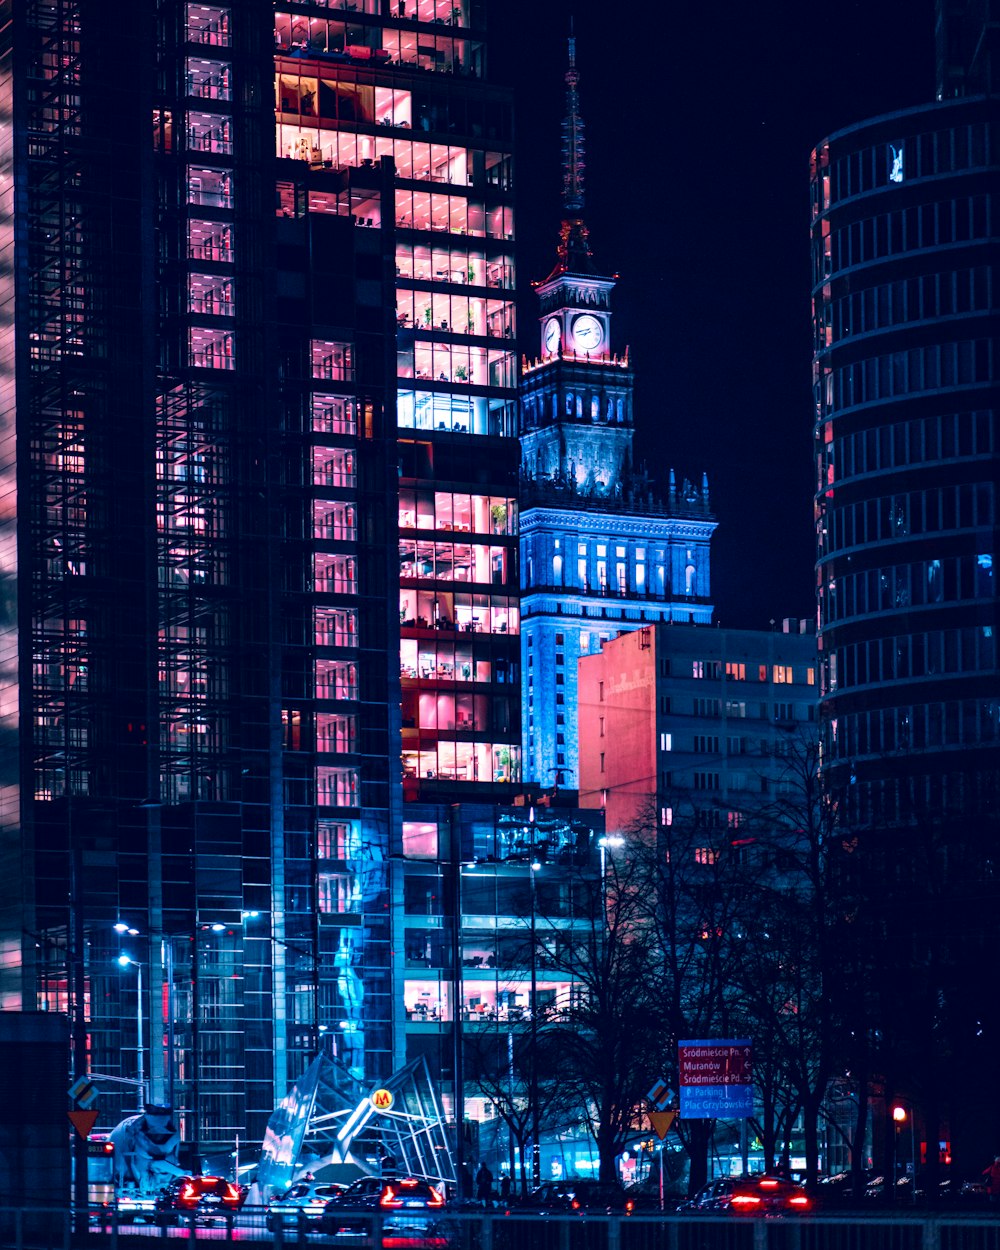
659,1140,664,1211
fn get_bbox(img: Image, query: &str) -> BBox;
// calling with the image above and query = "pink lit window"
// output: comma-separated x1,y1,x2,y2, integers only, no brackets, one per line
189,326,234,370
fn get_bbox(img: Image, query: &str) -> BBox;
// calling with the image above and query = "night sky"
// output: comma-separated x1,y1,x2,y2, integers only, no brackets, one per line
490,0,936,629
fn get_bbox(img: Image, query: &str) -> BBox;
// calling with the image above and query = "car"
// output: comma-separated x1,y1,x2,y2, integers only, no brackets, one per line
322,1176,448,1247
267,1180,347,1232
154,1174,248,1226
114,1188,159,1224
678,1175,811,1215
518,1180,635,1213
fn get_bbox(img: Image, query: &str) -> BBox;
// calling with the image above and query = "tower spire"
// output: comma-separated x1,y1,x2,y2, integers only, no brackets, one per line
562,21,585,214
552,20,595,276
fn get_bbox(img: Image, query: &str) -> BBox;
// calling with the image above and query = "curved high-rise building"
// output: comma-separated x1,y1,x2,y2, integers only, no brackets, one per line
811,95,998,826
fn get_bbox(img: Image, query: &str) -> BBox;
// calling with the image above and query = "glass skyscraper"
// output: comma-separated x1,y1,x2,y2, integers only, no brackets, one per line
0,0,518,1163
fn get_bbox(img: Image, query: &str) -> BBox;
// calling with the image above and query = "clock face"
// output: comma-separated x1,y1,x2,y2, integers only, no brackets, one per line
572,314,605,353
543,317,562,354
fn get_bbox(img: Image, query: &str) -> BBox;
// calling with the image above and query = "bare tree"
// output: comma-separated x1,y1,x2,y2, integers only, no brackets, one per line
528,845,664,1183
464,1026,570,1195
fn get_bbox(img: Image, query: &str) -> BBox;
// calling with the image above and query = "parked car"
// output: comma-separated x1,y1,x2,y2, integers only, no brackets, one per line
679,1175,811,1214
267,1180,347,1232
322,1176,448,1247
519,1180,635,1213
154,1174,247,1225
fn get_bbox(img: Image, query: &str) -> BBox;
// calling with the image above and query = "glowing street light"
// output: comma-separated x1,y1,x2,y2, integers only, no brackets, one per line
892,1103,916,1204
116,954,146,1110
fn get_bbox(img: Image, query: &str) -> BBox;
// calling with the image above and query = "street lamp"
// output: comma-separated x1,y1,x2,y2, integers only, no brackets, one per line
116,954,146,1110
114,924,179,1111
529,856,541,1189
597,835,624,908
892,1104,916,1204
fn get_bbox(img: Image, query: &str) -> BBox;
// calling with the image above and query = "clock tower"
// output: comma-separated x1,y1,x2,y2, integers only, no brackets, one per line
520,33,633,497
519,33,717,790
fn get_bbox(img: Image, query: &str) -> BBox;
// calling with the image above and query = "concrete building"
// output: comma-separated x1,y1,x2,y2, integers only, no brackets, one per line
578,622,817,835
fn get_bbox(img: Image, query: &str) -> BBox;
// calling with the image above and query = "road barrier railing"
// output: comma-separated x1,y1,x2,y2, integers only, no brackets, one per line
2,1205,1000,1250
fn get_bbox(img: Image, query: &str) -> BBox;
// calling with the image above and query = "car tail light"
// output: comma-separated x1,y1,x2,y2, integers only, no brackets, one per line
427,1188,444,1208
224,1184,241,1204
383,1240,448,1249
399,1178,418,1187
380,1186,404,1208
570,1199,580,1210
789,1195,810,1209
625,1200,634,1212
759,1179,779,1189
180,1183,197,1204
731,1194,762,1208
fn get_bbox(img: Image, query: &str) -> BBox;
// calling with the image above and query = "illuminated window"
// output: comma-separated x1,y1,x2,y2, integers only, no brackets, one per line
315,607,358,647
187,111,232,155
312,394,357,435
313,501,356,541
185,3,231,46
725,662,746,681
314,553,356,594
692,660,705,678
186,57,231,100
316,713,356,754
317,820,360,860
187,166,232,208
695,847,718,865
282,708,302,749
318,872,360,914
403,821,438,859
312,447,355,488
188,272,234,316
317,765,359,807
773,665,794,684
659,732,672,751
153,108,173,153
188,219,233,263
189,326,234,369
315,659,358,700
311,340,354,381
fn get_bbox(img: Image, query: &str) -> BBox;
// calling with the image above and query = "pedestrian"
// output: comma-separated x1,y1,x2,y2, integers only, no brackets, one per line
499,1173,511,1202
475,1161,494,1206
983,1155,1000,1203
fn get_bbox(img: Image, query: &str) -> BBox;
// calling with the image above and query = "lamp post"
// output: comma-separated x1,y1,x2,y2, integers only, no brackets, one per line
597,835,624,904
892,1104,916,1204
529,854,541,1189
116,954,146,1110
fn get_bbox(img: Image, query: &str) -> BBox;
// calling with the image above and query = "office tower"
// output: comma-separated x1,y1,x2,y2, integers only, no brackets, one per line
812,7,998,1169
0,0,517,1161
811,101,997,826
578,622,817,835
519,38,716,792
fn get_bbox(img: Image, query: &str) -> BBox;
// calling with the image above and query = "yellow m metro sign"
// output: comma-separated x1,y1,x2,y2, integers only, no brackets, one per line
370,1087,394,1112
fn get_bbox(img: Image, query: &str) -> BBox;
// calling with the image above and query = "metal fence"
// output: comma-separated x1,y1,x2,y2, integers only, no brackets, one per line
5,1207,1000,1250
